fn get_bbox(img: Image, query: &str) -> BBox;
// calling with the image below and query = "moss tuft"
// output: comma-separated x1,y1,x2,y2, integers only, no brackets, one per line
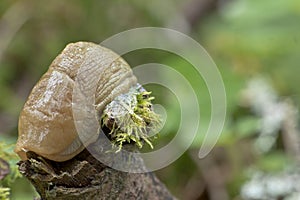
101,84,161,152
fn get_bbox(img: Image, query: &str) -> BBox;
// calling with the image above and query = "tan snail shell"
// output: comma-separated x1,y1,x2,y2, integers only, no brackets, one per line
15,42,137,162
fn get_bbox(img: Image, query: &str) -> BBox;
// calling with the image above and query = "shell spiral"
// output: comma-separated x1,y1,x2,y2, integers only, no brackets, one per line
15,42,137,161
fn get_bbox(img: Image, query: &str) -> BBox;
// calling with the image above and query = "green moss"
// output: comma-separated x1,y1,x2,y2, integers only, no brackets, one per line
101,84,161,152
0,141,22,200
0,187,10,200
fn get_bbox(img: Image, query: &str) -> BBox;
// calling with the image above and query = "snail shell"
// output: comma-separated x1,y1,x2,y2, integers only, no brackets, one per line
15,42,137,161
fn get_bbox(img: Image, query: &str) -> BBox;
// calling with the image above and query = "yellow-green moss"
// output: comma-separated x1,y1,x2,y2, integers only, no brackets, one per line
101,84,161,152
0,141,22,200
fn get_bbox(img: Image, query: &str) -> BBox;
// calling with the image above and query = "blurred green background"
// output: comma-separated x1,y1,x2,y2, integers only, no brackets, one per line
1,0,300,199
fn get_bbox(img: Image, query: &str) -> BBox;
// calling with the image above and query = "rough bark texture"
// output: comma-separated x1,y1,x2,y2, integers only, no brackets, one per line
18,147,176,200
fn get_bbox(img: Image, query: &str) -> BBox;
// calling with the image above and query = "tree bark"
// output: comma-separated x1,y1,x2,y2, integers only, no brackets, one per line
18,145,176,200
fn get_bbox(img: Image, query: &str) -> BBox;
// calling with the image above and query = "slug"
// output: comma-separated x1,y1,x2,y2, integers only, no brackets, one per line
14,42,138,162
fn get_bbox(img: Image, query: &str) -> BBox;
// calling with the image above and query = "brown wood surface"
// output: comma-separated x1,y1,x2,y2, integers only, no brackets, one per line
18,146,176,200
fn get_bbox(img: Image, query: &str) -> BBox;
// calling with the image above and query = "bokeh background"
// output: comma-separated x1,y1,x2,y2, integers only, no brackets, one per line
1,0,300,199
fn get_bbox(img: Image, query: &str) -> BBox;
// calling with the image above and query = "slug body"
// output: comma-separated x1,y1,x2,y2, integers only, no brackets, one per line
15,42,137,161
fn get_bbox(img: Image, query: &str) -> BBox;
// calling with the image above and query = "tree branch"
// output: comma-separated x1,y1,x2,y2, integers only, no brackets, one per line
18,146,176,200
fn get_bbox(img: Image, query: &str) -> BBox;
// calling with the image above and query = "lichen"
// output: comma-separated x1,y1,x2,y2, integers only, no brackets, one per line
101,84,161,152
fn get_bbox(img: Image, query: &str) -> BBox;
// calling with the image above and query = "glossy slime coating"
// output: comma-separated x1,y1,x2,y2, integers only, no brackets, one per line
15,42,137,161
